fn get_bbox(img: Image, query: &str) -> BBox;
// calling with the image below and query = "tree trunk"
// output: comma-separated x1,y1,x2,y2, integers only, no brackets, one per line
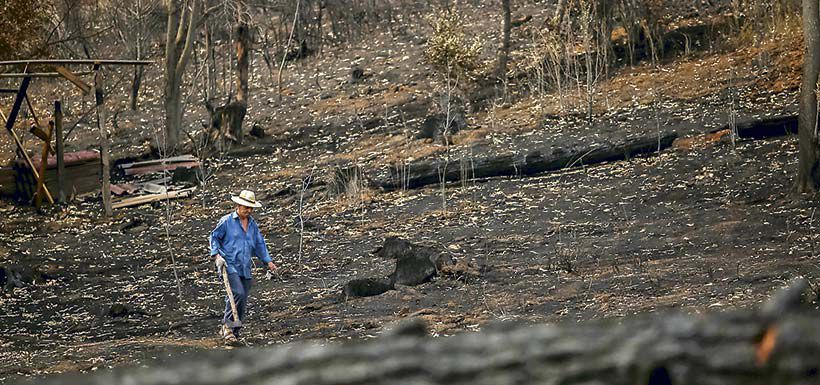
164,85,183,150
40,281,820,385
226,22,251,144
497,0,511,79
130,64,143,111
163,0,200,153
796,0,820,193
130,0,145,111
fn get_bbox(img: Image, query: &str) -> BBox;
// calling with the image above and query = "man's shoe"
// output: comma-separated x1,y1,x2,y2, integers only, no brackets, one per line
221,325,239,346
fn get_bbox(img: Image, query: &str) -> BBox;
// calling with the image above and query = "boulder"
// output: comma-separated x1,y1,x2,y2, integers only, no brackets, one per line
342,278,393,299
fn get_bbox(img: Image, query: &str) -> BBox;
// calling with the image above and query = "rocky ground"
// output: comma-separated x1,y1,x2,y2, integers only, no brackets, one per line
1,1,817,382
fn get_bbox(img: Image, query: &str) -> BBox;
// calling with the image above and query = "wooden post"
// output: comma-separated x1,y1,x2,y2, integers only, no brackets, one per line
94,64,112,217
33,121,54,208
55,101,65,203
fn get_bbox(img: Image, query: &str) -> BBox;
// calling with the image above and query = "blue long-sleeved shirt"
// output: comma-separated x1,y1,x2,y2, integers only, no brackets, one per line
210,211,272,278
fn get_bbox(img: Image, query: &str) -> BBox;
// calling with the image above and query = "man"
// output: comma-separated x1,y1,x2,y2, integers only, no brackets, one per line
210,190,277,345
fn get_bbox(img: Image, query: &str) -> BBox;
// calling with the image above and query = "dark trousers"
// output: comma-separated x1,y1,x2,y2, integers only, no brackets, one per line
223,273,252,337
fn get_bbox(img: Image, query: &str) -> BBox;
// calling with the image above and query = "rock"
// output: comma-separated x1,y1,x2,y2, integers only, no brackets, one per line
382,318,428,338
249,124,267,138
172,166,203,185
108,303,131,318
343,278,394,299
107,303,151,318
350,66,365,83
0,265,53,292
119,217,151,234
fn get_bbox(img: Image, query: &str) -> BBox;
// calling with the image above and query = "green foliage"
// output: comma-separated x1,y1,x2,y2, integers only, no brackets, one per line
0,0,49,60
424,9,482,78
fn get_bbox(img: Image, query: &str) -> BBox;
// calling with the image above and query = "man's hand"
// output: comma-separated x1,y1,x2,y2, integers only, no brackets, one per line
267,261,277,272
215,254,226,275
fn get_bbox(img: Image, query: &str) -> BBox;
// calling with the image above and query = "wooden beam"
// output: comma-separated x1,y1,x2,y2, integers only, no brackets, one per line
123,161,201,176
24,93,42,127
28,124,56,155
24,92,56,155
53,66,91,94
119,155,198,169
28,124,56,153
94,64,112,217
111,188,195,209
0,72,92,78
5,76,30,130
0,59,152,66
55,101,66,203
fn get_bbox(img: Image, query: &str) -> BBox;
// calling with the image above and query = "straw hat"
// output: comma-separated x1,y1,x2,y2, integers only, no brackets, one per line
231,190,262,208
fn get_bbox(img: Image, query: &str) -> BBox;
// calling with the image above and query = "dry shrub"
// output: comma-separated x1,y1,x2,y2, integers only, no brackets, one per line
424,9,482,78
731,0,801,44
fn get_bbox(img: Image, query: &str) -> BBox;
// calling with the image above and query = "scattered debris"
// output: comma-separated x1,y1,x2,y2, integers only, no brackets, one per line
111,187,195,209
118,155,200,176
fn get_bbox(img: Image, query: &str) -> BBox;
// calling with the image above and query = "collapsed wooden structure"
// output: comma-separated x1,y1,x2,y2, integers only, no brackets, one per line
0,59,150,215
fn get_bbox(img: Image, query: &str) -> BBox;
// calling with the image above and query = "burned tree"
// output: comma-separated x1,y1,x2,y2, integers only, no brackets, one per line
221,22,252,145
497,0,511,79
796,0,820,193
163,0,201,152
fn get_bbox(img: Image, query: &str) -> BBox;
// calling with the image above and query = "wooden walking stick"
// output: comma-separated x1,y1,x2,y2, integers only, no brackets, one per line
221,265,242,328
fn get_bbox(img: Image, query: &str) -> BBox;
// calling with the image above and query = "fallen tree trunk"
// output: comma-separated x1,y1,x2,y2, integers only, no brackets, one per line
712,115,798,140
41,280,820,385
377,131,678,190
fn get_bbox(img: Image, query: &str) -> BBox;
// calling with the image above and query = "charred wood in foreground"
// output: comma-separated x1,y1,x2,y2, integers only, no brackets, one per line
378,131,678,190
40,281,820,385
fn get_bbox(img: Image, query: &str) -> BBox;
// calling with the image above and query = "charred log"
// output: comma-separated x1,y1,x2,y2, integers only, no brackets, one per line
42,280,820,385
712,115,798,140
377,131,678,191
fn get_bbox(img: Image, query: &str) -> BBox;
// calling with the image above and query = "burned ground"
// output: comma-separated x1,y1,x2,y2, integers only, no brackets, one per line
0,0,817,382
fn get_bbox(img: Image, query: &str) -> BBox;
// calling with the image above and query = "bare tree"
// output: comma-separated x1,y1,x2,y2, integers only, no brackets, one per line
796,0,820,192
112,0,158,111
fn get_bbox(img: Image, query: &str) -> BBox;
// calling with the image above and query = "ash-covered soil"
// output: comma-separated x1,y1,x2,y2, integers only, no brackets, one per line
0,1,814,382
2,109,818,381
